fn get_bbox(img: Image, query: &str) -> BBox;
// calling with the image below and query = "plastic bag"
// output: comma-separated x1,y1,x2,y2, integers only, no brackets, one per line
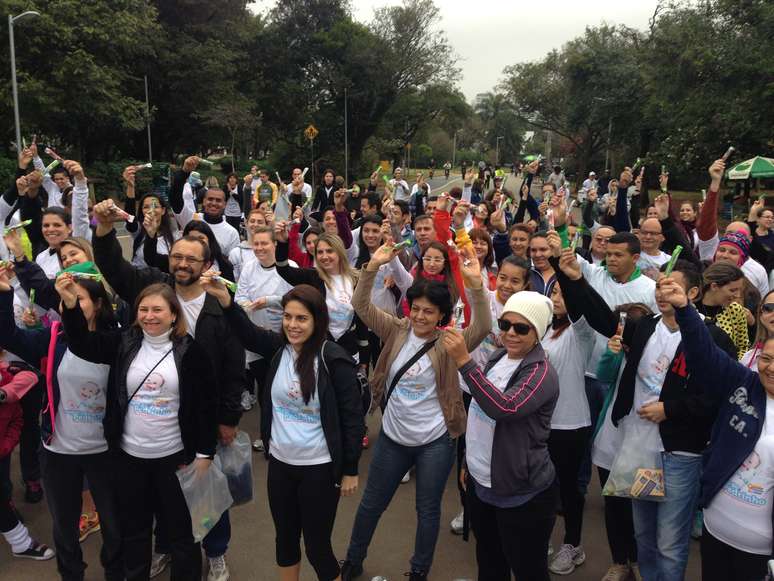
602,415,666,501
215,431,254,506
176,461,233,542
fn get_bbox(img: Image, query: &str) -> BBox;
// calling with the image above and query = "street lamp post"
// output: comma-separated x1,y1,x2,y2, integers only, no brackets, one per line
605,116,613,173
8,11,40,153
495,136,504,166
452,129,461,170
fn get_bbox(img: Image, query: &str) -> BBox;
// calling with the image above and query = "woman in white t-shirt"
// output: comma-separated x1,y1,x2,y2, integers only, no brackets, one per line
0,264,118,575
275,228,370,369
60,282,218,581
202,279,364,581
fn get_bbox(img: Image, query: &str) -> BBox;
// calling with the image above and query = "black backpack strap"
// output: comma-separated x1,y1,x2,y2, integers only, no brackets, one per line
382,338,437,409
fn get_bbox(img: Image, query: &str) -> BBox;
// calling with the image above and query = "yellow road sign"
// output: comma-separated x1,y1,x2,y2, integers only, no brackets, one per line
304,125,319,141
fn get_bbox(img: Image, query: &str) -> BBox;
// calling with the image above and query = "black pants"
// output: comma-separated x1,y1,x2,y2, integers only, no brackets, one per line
0,455,18,532
467,478,558,581
20,381,42,482
116,450,201,581
267,457,341,580
366,331,381,371
701,528,769,581
248,358,269,403
548,427,591,546
40,449,123,581
598,466,637,564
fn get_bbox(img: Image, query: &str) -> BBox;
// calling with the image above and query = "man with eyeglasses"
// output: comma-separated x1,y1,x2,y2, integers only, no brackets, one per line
90,200,244,581
636,218,670,280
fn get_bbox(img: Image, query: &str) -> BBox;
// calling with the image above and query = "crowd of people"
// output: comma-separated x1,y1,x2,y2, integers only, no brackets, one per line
0,142,772,581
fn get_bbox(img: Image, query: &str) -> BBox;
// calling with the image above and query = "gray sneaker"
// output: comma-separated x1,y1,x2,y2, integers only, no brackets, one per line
208,555,230,581
549,543,585,575
149,552,171,578
240,390,253,411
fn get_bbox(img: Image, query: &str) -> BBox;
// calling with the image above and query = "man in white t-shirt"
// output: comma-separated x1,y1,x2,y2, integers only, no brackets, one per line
636,218,671,280
582,172,598,192
389,167,411,202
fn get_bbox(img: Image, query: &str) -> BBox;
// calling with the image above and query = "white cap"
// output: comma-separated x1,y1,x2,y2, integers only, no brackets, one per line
502,291,554,339
589,171,596,177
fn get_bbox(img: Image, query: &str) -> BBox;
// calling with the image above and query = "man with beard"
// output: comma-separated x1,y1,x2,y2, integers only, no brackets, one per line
90,200,243,581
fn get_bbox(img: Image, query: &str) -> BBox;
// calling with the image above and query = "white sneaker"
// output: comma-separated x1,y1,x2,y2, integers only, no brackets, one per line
400,471,410,484
208,555,230,581
601,563,631,581
549,544,586,575
240,390,253,411
252,438,264,452
149,552,171,578
450,509,464,534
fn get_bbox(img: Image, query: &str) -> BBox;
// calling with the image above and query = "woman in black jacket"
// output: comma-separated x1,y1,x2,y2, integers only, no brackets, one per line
201,276,364,581
59,281,217,581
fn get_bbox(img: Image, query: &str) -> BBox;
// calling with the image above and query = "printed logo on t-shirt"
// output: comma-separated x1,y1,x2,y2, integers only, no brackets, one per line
640,353,672,395
722,451,769,506
396,361,430,400
275,380,320,424
129,372,174,417
63,381,105,423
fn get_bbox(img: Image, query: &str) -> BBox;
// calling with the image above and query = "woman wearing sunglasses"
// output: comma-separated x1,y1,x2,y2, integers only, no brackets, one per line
340,243,490,581
442,290,560,581
742,290,774,368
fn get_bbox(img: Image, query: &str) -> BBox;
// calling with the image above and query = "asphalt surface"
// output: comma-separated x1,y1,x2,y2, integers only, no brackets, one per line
1,178,703,580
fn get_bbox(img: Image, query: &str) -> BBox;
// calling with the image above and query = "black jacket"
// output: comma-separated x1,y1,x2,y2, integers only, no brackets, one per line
550,256,737,454
60,302,218,461
92,228,244,426
222,300,364,482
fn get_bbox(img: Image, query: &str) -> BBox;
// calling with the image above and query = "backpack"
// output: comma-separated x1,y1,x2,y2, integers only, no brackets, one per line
320,340,372,416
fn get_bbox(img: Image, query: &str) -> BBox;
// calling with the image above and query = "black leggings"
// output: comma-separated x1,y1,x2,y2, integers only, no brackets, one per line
598,466,637,564
0,455,18,532
701,528,770,581
548,427,590,546
267,457,341,580
467,478,558,581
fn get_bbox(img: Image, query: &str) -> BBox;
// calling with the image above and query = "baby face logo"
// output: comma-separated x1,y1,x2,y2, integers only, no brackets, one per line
724,451,769,506
64,381,105,422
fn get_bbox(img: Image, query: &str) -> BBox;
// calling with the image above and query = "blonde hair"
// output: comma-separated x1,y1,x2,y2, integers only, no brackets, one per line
133,283,188,339
314,233,358,289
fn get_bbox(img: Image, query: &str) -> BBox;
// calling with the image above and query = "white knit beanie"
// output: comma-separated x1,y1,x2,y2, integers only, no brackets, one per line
502,291,554,339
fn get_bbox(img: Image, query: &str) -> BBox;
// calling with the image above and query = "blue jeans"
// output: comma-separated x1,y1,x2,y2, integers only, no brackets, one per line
346,429,456,573
632,453,702,581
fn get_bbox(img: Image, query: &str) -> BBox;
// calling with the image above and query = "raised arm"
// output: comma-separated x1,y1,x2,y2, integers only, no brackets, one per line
697,159,724,241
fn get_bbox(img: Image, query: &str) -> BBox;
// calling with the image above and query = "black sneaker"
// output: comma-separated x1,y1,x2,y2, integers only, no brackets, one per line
13,540,55,561
404,570,428,581
24,480,43,504
340,560,363,580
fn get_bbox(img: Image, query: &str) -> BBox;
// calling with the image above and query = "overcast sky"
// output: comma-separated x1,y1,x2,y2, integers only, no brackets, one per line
250,0,661,101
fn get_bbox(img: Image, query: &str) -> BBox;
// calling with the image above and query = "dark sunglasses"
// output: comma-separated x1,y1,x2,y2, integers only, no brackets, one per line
497,319,533,335
762,303,774,314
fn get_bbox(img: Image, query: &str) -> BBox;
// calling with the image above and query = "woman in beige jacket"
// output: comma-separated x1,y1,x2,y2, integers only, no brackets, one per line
341,243,490,581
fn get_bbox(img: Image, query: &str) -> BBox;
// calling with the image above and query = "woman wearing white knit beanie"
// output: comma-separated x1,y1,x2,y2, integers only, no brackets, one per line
443,290,560,581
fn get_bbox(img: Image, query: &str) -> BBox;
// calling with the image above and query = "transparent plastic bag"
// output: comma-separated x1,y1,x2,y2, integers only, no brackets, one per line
215,431,254,506
602,416,666,501
176,461,233,542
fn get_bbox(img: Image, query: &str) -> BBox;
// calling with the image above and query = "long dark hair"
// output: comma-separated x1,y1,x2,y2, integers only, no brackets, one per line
355,215,384,269
73,278,117,331
417,241,460,304
136,193,176,252
469,227,494,269
281,285,329,404
183,220,234,275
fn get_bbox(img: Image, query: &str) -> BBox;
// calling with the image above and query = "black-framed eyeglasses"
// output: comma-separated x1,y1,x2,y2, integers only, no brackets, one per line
762,303,774,314
169,253,205,265
497,319,533,335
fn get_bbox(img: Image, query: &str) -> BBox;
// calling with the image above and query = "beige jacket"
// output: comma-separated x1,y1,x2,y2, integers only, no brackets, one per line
352,267,491,438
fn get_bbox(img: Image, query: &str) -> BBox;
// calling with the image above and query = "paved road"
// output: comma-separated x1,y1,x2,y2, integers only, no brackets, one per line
2,409,701,580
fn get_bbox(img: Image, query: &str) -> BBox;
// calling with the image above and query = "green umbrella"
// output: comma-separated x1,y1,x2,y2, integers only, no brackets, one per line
726,156,774,180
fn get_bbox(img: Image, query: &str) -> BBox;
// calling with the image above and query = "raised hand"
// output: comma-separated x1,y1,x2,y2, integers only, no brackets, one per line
243,173,253,187
0,264,12,293
3,229,24,259
54,273,79,309
15,175,29,197
18,147,33,169
441,327,471,368
459,245,482,289
657,276,688,308
654,194,670,221
63,160,85,182
546,231,563,258
123,165,137,187
588,188,598,203
199,269,232,308
182,156,200,173
381,219,395,245
367,243,399,271
274,220,289,243
143,211,160,239
558,248,582,280
659,171,669,193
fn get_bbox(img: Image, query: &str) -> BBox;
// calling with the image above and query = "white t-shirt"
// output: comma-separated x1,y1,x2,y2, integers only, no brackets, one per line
228,243,255,282
543,318,595,430
466,355,522,487
632,320,682,451
131,235,174,269
470,290,505,369
121,332,182,459
225,187,242,218
35,249,60,279
207,218,241,256
390,179,411,202
637,250,671,280
326,275,355,340
705,396,774,554
45,349,111,455
742,346,762,370
177,291,206,338
269,346,331,465
383,331,446,447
